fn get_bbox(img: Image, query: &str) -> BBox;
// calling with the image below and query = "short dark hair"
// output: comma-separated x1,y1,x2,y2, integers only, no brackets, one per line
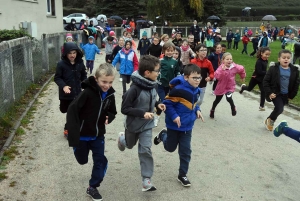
138,55,160,76
195,44,206,52
183,64,201,76
221,44,227,48
278,49,292,58
107,36,114,41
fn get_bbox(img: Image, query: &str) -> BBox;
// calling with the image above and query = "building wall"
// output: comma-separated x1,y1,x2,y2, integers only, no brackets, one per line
0,0,63,38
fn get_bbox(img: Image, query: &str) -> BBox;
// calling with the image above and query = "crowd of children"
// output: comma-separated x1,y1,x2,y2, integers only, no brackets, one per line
55,23,299,200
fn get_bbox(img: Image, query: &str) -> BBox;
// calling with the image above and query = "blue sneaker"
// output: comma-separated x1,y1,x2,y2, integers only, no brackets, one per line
273,120,288,137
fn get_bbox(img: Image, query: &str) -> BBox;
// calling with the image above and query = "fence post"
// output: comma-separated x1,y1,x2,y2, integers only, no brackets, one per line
0,42,15,104
185,27,187,38
23,37,34,83
42,34,49,71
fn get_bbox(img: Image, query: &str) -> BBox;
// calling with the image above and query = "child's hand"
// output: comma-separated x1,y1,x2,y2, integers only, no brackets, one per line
173,117,181,128
105,116,109,125
205,77,211,82
63,86,71,94
197,111,204,122
107,59,111,62
158,104,166,111
144,112,154,119
269,93,276,100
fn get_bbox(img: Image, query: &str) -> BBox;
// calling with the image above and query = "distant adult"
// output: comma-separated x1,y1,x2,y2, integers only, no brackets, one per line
64,19,78,31
226,29,234,49
129,18,136,31
163,20,169,27
190,20,200,44
88,20,94,27
199,27,206,44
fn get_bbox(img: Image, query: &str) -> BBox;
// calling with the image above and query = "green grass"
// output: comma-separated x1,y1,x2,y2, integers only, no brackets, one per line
225,21,300,28
223,40,300,107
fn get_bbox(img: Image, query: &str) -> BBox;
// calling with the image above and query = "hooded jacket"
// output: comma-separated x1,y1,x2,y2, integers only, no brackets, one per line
80,36,100,60
263,62,299,102
64,19,78,31
191,57,214,88
164,75,201,131
67,76,117,147
54,42,87,100
121,71,159,133
214,62,246,95
112,48,139,75
137,38,151,55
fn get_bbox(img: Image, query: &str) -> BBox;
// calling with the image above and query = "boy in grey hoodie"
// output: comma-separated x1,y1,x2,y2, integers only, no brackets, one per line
118,55,166,192
102,36,117,63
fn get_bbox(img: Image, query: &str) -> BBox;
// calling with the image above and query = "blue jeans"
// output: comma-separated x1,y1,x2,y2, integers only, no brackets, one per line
161,128,192,176
73,136,108,188
283,127,300,143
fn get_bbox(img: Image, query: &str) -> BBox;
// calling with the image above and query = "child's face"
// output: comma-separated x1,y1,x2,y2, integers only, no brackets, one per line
119,38,124,46
182,41,188,47
66,38,73,42
222,47,226,53
95,75,115,92
108,40,113,45
163,36,169,42
67,50,77,63
261,50,271,60
215,45,222,54
144,64,160,81
278,53,291,68
89,39,93,44
123,32,127,37
176,34,181,39
188,36,194,43
126,34,132,38
173,50,179,59
154,33,158,38
153,38,159,45
164,48,174,57
223,55,233,67
185,72,201,88
125,42,131,50
290,34,295,39
196,47,207,59
143,36,147,39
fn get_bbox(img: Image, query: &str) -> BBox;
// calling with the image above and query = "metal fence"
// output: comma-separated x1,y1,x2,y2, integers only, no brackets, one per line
0,31,89,117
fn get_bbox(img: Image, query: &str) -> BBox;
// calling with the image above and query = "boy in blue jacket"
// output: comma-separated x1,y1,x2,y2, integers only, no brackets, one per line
137,31,151,56
154,64,204,187
80,36,102,74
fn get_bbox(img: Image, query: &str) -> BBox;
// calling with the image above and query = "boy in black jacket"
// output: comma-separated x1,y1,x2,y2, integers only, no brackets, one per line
263,49,299,131
118,55,166,192
66,63,117,201
54,42,87,138
146,36,162,58
137,31,151,56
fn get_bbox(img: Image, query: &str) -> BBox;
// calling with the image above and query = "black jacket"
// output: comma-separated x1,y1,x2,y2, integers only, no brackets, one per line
190,25,200,39
146,43,162,58
109,45,123,61
252,58,268,82
263,62,299,102
64,19,78,31
67,76,117,147
54,42,87,100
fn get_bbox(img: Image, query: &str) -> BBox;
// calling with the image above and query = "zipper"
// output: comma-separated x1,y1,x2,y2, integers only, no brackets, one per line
95,92,114,136
80,120,85,131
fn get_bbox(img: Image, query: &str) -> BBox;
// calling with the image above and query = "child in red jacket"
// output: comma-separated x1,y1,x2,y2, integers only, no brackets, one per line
241,34,250,55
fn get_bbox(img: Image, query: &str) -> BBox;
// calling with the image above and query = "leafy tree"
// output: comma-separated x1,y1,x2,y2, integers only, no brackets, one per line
201,0,227,26
100,0,140,18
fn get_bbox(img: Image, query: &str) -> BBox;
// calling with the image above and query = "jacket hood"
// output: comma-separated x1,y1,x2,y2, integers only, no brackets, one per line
62,42,83,60
169,75,197,90
88,36,95,41
131,71,158,90
81,76,115,94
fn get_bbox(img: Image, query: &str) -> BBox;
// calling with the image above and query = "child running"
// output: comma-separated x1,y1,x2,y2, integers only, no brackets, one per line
240,47,271,111
153,64,204,187
208,43,223,95
112,40,139,94
80,36,102,74
263,49,299,131
66,63,117,201
209,52,246,118
118,55,166,192
180,39,196,68
274,120,300,143
191,44,214,105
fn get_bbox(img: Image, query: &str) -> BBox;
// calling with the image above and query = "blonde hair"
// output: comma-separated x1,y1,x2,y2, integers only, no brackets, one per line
161,34,169,41
222,52,232,61
95,63,117,78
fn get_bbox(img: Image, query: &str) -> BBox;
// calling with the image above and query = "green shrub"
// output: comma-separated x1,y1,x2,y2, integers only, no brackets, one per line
0,29,31,42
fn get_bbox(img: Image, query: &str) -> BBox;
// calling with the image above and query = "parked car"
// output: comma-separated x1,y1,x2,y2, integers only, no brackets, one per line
63,13,89,24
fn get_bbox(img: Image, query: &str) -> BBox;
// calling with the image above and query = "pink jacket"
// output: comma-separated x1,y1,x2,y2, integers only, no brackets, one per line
214,62,246,95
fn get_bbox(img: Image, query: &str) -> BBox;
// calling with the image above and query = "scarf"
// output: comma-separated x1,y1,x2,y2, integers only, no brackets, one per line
181,45,189,51
121,47,131,55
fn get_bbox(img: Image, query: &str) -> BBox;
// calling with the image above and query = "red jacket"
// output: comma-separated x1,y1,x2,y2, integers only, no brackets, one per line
190,57,214,88
242,35,250,44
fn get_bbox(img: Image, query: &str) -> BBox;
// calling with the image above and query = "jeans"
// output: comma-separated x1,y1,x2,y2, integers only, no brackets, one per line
161,128,192,176
283,127,300,143
241,44,248,54
233,41,239,50
243,79,265,107
269,94,288,121
227,41,232,49
197,87,206,106
73,136,108,188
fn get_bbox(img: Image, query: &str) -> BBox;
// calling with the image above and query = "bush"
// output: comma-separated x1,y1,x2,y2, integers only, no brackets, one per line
0,29,31,42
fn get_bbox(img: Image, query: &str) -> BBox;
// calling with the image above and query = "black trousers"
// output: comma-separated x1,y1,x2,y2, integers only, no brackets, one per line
269,94,288,121
243,78,265,107
121,74,131,94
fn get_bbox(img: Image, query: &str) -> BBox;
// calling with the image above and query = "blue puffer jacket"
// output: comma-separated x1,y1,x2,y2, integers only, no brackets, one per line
112,48,139,75
163,75,201,132
80,36,100,60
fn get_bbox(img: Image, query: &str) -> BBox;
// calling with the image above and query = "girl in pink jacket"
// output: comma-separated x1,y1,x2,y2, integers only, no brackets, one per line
210,52,246,118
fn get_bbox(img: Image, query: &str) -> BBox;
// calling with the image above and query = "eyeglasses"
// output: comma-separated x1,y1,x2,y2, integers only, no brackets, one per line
199,49,208,51
191,77,202,81
152,69,160,73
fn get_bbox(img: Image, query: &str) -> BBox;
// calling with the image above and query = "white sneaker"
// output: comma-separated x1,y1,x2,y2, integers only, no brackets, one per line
119,78,123,82
142,178,157,192
154,115,160,127
117,132,126,151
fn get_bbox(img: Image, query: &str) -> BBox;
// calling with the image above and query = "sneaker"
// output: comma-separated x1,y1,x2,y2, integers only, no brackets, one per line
154,129,166,145
142,178,157,192
239,84,246,94
273,120,288,137
232,107,237,116
177,175,191,187
154,115,160,127
86,187,102,201
259,106,265,111
210,109,214,119
64,130,68,139
119,77,123,82
264,118,274,131
117,132,126,151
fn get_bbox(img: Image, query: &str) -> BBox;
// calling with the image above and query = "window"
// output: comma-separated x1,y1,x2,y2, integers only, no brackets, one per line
46,0,55,16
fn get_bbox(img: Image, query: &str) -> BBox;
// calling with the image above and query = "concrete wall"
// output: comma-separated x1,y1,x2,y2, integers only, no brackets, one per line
0,0,63,38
